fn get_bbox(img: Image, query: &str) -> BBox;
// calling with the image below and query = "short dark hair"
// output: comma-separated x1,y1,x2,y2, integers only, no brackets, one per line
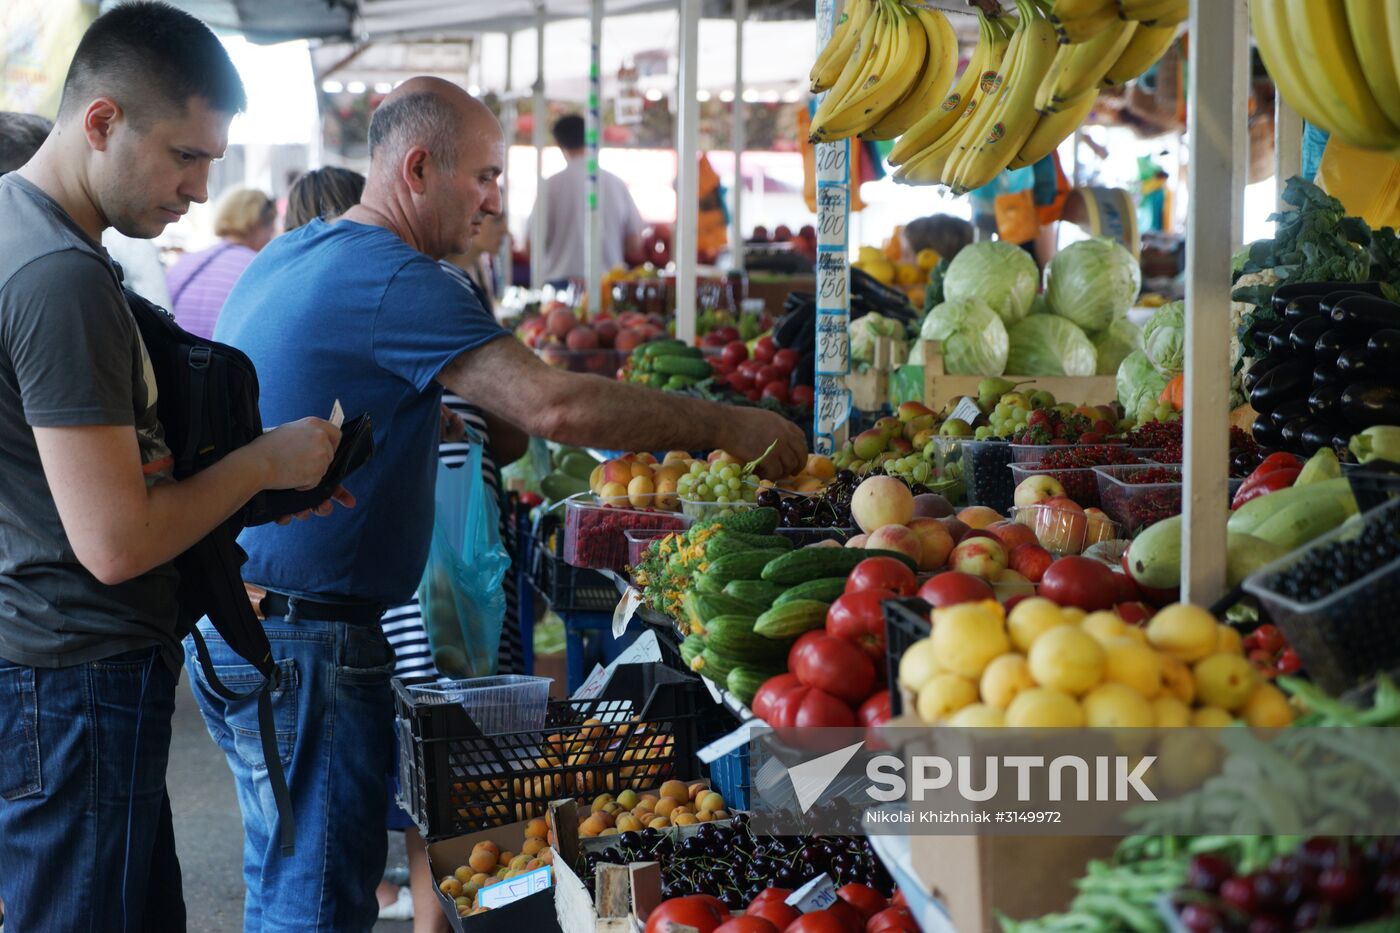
284,166,366,231
553,114,585,150
58,2,246,128
367,93,461,174
905,214,975,262
0,112,53,174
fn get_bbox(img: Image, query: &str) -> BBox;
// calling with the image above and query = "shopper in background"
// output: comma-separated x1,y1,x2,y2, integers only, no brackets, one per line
166,186,277,338
284,165,366,232
446,210,508,310
0,4,343,928
525,113,645,285
902,213,975,265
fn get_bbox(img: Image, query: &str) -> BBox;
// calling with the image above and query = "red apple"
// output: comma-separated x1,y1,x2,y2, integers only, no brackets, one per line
987,520,1039,552
906,518,955,571
1039,555,1117,612
1111,569,1140,604
949,536,1008,580
1008,542,1054,583
917,571,995,608
1114,601,1154,625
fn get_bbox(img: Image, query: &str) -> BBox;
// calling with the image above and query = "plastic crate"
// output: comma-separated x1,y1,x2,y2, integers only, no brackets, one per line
563,496,690,573
408,675,552,735
883,598,932,718
1094,464,1245,534
1346,459,1400,513
1242,496,1400,694
708,744,751,811
1009,504,1120,557
394,663,732,840
528,514,621,613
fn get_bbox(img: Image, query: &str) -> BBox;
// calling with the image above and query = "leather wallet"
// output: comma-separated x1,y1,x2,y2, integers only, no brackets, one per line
244,413,374,526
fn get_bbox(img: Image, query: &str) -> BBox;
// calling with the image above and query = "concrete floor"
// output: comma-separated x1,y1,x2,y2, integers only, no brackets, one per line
168,674,415,933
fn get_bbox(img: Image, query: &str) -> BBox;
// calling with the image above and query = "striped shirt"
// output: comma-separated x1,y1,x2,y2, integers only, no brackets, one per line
166,242,256,339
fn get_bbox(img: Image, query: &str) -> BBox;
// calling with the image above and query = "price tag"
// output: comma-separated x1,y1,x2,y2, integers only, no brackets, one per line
816,250,849,307
949,396,983,426
815,141,850,184
476,865,553,909
815,317,850,375
571,664,609,700
815,376,851,429
786,873,839,913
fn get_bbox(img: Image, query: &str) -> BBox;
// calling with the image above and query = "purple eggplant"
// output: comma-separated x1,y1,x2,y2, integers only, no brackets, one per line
1330,294,1400,332
1308,383,1346,420
1366,329,1400,368
1343,382,1400,429
1249,361,1309,413
1289,315,1329,355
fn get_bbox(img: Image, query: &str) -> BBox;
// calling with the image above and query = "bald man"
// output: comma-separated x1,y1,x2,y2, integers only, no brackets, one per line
204,77,806,928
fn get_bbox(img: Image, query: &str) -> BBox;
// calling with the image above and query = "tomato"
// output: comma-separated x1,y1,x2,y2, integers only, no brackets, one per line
835,884,887,920
825,898,868,930
754,335,776,363
762,381,791,405
644,895,725,933
858,690,892,728
826,591,888,661
752,673,803,723
722,340,750,367
846,556,917,597
716,918,779,933
745,388,763,402
788,629,827,670
791,384,815,409
748,901,801,929
917,571,995,607
739,359,764,380
756,364,782,386
773,348,801,375
728,370,755,393
785,908,856,933
890,890,907,910
793,634,876,704
711,326,741,344
747,889,794,910
771,685,857,728
866,906,920,932
1039,556,1117,612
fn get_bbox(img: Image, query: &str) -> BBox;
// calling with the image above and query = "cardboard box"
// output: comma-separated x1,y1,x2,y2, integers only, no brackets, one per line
549,798,660,933
425,820,562,933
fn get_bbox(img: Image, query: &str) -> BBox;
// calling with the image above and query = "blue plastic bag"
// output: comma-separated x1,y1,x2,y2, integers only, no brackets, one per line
418,426,511,677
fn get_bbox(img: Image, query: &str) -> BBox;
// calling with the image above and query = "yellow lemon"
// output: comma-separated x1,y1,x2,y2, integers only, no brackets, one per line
931,601,1010,680
1004,687,1085,728
980,653,1037,711
1028,626,1106,696
1146,603,1220,663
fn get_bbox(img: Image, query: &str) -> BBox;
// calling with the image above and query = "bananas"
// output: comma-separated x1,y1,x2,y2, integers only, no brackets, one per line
1010,86,1100,170
1253,0,1400,151
1116,0,1188,27
1099,21,1180,86
1049,0,1118,44
808,0,957,144
1035,18,1136,112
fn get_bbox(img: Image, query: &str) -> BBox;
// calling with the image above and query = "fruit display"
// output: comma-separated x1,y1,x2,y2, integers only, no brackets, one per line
895,598,1295,729
540,445,602,504
1011,446,1148,508
569,781,729,837
622,339,715,391
1126,419,1263,479
587,450,704,511
708,334,810,409
519,304,669,374
437,824,554,918
564,496,690,572
1241,623,1301,680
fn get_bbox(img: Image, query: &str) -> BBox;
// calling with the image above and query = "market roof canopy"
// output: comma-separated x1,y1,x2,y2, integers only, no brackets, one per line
99,0,356,43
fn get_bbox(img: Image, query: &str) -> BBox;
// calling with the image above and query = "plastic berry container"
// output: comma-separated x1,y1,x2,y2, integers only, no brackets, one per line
1094,464,1245,534
563,496,691,572
624,528,684,570
678,497,757,521
1009,504,1121,557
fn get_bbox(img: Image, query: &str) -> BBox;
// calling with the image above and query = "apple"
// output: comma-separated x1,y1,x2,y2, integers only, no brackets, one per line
851,476,915,533
1008,542,1054,583
937,515,971,543
1111,568,1140,604
993,568,1036,600
949,536,1008,580
957,506,1002,530
917,571,995,608
1114,601,1154,625
546,307,577,338
566,326,599,350
1039,555,1117,612
912,493,954,519
1014,474,1066,509
897,401,935,423
906,518,954,571
986,520,1038,553
866,525,923,566
845,533,869,548
1028,498,1087,555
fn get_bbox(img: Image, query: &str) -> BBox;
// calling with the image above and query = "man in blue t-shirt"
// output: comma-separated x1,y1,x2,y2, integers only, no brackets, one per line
196,76,806,929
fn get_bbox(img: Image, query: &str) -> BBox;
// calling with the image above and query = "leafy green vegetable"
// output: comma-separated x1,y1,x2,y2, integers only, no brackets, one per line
1089,318,1142,375
922,258,949,313
1044,236,1141,332
942,240,1039,326
849,312,906,366
919,297,1009,375
1006,315,1097,376
1116,350,1170,422
1142,301,1185,376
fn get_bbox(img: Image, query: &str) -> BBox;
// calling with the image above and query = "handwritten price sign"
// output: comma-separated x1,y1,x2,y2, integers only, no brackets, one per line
813,0,850,452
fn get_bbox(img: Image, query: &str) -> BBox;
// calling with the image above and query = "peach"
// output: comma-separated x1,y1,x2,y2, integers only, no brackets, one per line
851,475,916,533
986,520,1038,553
938,515,971,543
906,518,955,570
866,524,923,565
1009,543,1054,583
957,506,1002,529
845,533,869,548
949,536,1008,579
601,459,634,487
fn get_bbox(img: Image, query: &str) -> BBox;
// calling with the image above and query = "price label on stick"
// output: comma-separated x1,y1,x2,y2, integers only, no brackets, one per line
476,865,552,909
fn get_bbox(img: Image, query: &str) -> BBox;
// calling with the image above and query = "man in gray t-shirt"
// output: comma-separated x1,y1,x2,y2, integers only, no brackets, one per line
0,4,345,928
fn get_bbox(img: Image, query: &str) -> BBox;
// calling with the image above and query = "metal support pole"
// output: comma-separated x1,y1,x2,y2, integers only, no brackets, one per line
813,0,852,455
1180,0,1245,606
530,2,547,291
587,0,604,314
674,0,701,344
731,0,747,273
499,30,515,293
1274,94,1303,213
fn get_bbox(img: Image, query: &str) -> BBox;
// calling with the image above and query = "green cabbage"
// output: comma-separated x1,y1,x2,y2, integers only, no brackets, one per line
1006,315,1097,376
919,297,1009,375
1142,301,1185,376
1045,237,1142,332
1090,318,1142,375
942,241,1039,326
850,312,906,366
1116,350,1171,422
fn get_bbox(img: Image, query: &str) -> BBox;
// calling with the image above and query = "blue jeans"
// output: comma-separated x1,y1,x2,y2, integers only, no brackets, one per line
185,609,396,933
0,646,185,932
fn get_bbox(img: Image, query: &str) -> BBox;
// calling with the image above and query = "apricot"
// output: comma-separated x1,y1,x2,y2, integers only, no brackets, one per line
697,792,725,813
468,849,497,874
475,841,500,857
648,816,670,829
614,814,643,833
688,782,708,801
591,793,614,812
439,877,464,897
525,818,548,839
469,873,490,889
672,812,698,826
454,865,473,884
537,848,554,865
659,780,689,803
695,809,714,823
653,797,679,818
495,851,514,868
522,837,546,857
579,814,608,836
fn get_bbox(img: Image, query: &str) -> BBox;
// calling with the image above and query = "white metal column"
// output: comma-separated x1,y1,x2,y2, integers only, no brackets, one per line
587,0,604,313
674,0,701,344
500,31,515,292
1274,95,1303,213
530,2,548,290
730,0,747,273
1180,0,1246,605
813,0,852,455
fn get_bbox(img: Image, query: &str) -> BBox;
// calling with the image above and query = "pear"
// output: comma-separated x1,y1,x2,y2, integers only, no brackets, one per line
939,418,973,437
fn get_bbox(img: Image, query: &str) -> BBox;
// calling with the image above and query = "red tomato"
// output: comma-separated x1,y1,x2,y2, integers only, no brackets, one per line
791,384,815,409
755,364,782,386
754,335,776,363
752,673,803,723
728,370,755,393
825,899,868,930
826,591,888,661
788,629,827,670
748,901,801,929
917,571,995,608
793,634,876,704
762,382,791,405
866,906,920,932
747,889,794,911
739,359,764,380
858,690,892,727
846,557,917,597
716,918,779,933
722,340,750,367
644,896,725,933
890,890,907,910
770,685,857,728
836,884,887,920
745,388,763,402
786,909,856,933
773,348,801,375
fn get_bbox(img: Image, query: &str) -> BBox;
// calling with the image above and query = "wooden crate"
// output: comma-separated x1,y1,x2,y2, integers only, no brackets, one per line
920,340,1119,412
844,336,909,412
550,798,660,933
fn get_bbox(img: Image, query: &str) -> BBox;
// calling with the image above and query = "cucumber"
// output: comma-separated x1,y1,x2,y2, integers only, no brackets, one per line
652,355,712,379
760,547,870,585
701,548,790,587
711,507,780,535
754,600,830,639
641,340,691,358
723,578,788,607
706,533,791,560
683,591,764,633
705,615,792,660
679,634,705,667
727,666,779,706
773,576,848,607
695,647,742,682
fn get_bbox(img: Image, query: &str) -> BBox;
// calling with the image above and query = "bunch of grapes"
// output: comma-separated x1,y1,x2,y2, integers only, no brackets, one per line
881,452,935,486
677,460,758,508
1140,400,1182,425
982,399,1031,438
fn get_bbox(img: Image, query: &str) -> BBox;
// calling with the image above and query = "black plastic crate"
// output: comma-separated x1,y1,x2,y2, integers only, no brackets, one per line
395,663,735,840
528,512,619,613
883,597,931,717
1347,459,1400,514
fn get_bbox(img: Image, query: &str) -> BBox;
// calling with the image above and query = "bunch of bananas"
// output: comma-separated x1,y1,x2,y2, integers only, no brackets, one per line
808,0,958,143
1253,0,1400,153
888,0,1183,192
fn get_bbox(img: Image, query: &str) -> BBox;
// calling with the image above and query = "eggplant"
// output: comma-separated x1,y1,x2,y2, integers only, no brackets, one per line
1313,368,1338,390
1366,329,1400,368
1330,294,1400,332
1336,346,1373,380
1343,382,1400,429
1280,418,1311,451
1283,295,1324,325
1270,397,1312,429
1301,422,1334,454
1315,327,1353,369
1308,383,1347,419
1266,320,1297,357
1269,281,1385,316
1289,315,1329,355
1253,415,1285,448
1243,358,1280,394
1249,361,1310,413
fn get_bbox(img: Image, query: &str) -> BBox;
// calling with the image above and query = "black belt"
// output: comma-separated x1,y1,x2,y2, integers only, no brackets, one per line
257,590,384,626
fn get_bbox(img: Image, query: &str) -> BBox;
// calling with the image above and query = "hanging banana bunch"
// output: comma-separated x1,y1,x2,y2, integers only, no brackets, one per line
1253,0,1400,152
807,0,959,144
1049,0,1185,43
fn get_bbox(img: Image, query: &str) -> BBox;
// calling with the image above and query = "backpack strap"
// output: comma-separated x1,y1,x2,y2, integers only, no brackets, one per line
177,346,211,476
